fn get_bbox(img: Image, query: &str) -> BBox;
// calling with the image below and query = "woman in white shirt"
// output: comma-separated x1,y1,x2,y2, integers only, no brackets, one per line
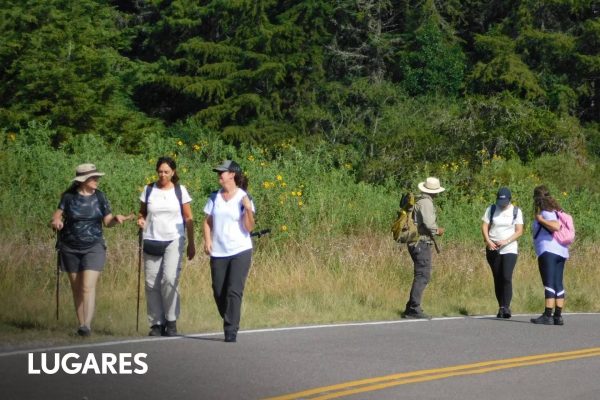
481,187,524,319
203,160,255,343
137,157,195,337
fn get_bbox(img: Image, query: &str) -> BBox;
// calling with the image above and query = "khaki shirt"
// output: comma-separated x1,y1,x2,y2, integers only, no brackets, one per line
415,194,438,241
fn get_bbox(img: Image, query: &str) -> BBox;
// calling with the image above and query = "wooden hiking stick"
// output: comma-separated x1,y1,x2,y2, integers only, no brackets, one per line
136,228,143,332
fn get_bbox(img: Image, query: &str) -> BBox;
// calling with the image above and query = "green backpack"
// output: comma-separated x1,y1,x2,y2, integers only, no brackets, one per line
391,192,419,244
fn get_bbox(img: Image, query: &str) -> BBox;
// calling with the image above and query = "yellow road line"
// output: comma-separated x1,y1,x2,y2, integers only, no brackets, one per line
264,347,600,400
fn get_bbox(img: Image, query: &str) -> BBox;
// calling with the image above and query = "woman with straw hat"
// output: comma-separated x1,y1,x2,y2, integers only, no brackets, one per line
50,163,128,336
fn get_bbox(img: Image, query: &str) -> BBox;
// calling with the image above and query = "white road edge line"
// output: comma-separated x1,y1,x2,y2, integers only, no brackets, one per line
1,313,599,358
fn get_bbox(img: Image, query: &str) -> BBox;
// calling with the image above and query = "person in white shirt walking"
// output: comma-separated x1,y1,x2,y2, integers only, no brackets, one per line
481,187,524,319
203,160,255,343
137,156,195,337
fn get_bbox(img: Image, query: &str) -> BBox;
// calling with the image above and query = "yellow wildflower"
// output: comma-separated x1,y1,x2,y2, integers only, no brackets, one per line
247,155,255,161
281,225,288,232
276,175,283,181
177,140,183,146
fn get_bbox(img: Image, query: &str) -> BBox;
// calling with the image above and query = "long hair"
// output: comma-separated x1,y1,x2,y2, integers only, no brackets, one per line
234,171,249,191
61,181,80,199
533,185,562,213
156,156,179,184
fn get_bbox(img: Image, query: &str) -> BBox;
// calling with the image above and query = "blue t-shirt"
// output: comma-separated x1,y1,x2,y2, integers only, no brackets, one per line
58,190,111,249
532,210,569,259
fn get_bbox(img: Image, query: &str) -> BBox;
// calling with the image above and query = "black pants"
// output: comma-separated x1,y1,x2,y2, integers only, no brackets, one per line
485,249,518,308
406,242,432,313
210,249,252,334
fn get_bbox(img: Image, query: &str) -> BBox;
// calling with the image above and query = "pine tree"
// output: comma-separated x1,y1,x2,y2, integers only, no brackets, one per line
0,0,158,147
130,0,332,145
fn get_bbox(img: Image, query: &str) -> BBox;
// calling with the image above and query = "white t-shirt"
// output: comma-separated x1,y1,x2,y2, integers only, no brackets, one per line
481,204,524,254
139,184,192,241
203,188,255,257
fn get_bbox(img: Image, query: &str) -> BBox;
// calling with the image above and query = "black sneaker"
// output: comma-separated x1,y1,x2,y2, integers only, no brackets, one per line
224,332,237,343
165,320,177,337
503,307,512,319
496,307,505,318
553,315,564,326
530,314,553,325
77,326,91,337
403,311,432,320
148,324,163,337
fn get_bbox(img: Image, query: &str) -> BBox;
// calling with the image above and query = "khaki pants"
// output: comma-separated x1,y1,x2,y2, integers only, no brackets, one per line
144,236,185,326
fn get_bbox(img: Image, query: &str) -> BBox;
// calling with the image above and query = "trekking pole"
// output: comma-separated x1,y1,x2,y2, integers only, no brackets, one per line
55,231,60,320
250,228,271,238
136,228,143,333
431,235,441,254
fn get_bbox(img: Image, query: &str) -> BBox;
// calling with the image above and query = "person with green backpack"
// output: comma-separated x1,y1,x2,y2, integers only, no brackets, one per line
481,187,524,319
402,177,446,320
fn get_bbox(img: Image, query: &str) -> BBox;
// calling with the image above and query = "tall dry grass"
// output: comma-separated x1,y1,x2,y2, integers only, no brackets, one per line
1,229,598,349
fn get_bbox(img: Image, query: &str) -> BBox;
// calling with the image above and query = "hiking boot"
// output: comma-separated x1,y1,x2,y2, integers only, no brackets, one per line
403,310,431,320
503,307,512,319
148,324,163,337
530,314,553,325
164,320,178,337
496,307,505,318
553,315,564,326
77,326,91,337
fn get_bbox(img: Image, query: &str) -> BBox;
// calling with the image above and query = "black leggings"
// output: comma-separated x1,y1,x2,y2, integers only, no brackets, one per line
538,251,566,299
485,249,518,308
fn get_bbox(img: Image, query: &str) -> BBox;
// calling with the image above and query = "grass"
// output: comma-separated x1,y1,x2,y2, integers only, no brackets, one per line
1,229,598,350
1,128,600,350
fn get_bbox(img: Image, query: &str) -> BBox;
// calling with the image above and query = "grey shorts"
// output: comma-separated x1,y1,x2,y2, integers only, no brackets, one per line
59,242,106,273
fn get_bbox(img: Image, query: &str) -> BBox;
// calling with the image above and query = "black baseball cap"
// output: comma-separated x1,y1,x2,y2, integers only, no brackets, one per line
212,160,241,173
496,187,512,207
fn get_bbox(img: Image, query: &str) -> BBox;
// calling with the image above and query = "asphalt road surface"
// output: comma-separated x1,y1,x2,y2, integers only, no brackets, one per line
1,313,599,400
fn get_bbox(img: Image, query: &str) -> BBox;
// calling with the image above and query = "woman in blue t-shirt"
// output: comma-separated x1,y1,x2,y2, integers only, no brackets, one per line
51,164,128,336
530,185,570,326
203,160,255,343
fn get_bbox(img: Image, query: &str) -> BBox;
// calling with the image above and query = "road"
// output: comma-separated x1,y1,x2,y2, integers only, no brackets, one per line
1,313,599,400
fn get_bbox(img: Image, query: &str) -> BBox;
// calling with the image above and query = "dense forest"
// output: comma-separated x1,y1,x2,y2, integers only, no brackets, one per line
1,0,599,183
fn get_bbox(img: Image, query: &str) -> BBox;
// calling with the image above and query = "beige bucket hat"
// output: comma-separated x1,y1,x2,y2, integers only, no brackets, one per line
73,163,105,182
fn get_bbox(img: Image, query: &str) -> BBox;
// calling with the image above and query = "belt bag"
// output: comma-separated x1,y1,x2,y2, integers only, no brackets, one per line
143,239,173,256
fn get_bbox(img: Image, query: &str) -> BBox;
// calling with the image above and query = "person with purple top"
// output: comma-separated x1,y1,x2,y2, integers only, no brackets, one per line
530,185,569,325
